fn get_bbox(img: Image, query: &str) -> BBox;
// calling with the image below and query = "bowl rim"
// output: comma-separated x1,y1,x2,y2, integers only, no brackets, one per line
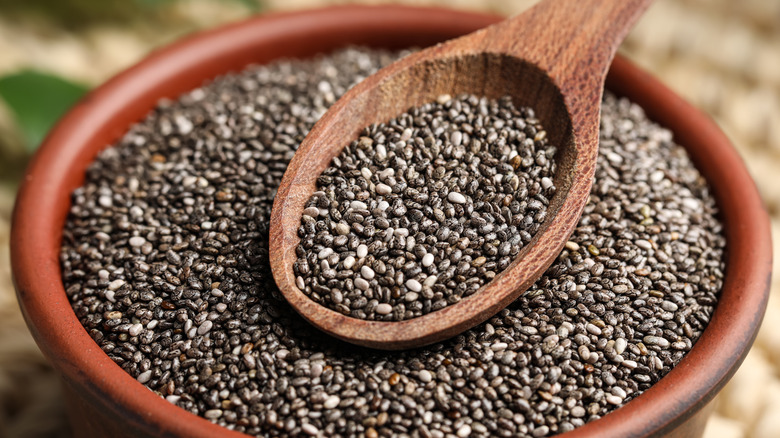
10,4,772,438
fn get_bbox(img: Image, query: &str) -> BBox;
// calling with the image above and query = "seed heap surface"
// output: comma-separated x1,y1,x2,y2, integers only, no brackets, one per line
295,94,556,321
62,48,725,438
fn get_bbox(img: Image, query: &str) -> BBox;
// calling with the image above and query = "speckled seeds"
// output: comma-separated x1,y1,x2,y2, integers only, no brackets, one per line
295,94,556,321
61,48,725,438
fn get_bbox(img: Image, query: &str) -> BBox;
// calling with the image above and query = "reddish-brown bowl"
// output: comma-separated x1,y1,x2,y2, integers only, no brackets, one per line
10,5,771,438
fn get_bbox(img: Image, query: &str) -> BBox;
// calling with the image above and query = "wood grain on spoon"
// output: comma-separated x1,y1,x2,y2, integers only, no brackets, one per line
270,0,653,350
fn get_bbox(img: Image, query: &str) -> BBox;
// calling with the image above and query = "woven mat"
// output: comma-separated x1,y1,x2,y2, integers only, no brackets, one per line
0,1,777,437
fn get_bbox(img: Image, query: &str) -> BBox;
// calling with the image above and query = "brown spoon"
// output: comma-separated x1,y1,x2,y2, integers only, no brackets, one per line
270,0,653,350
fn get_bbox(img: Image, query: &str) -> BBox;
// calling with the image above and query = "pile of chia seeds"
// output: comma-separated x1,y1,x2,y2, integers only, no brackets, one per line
295,94,556,321
61,47,725,438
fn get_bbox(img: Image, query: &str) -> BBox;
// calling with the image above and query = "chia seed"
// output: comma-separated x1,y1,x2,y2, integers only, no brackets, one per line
295,93,557,321
61,47,725,437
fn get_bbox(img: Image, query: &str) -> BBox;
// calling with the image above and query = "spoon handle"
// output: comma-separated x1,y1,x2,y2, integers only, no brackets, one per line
487,0,654,87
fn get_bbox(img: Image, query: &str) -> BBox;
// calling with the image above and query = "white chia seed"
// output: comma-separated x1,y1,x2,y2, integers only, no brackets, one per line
375,303,393,315
447,191,467,204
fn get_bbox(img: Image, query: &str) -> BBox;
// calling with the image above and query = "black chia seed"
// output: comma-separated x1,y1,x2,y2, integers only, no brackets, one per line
61,47,725,438
295,93,557,321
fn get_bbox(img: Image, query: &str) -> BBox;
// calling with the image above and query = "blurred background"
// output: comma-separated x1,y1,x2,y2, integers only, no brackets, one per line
0,0,778,437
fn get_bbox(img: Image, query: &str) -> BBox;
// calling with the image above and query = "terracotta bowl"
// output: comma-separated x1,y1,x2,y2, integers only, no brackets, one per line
10,5,771,438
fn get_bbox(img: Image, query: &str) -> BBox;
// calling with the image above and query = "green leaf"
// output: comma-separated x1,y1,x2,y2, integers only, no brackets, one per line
229,0,265,12
0,71,89,153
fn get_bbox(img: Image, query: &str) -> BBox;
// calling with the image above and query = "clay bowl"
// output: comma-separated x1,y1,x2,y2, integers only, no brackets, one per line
10,5,771,438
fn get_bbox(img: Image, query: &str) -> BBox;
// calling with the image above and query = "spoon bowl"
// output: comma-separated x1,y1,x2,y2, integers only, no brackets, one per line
270,0,652,349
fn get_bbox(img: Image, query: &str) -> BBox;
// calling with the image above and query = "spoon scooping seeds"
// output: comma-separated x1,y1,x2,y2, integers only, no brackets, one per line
271,0,654,349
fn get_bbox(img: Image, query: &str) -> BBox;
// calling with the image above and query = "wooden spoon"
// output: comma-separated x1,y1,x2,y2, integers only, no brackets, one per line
269,0,653,350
